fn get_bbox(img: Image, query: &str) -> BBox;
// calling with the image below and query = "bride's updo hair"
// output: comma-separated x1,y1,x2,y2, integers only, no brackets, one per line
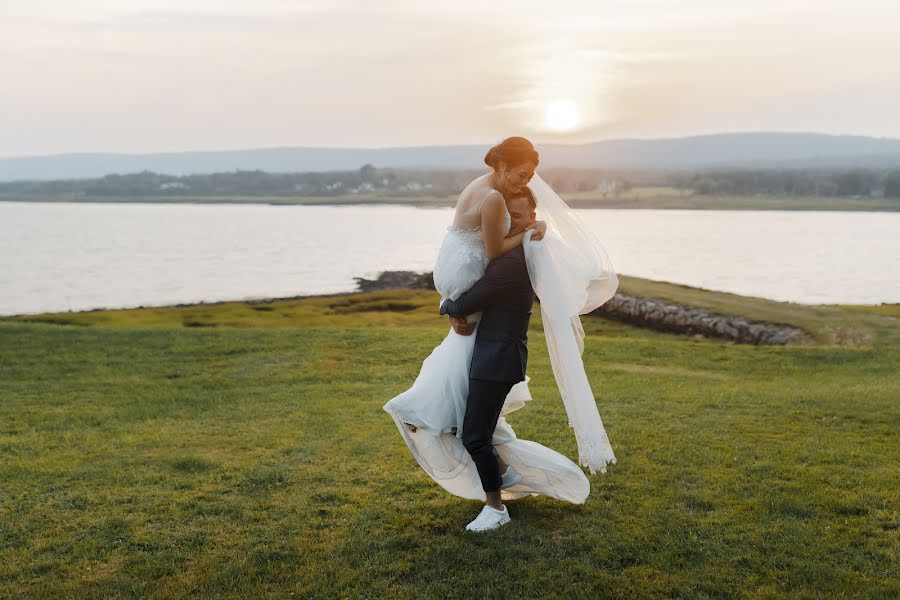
484,136,539,169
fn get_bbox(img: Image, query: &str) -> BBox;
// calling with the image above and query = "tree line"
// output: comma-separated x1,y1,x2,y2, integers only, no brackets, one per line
2,164,899,198
671,168,900,197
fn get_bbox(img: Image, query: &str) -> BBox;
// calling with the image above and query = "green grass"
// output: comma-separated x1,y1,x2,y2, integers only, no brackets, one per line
1,283,898,598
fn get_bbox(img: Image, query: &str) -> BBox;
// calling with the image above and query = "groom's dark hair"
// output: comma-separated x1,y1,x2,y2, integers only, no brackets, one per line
511,187,536,211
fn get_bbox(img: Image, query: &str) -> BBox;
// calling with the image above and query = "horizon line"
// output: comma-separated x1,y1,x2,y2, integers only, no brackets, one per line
3,130,899,161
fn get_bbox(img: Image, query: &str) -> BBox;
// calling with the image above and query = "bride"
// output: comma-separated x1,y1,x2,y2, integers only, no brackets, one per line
383,136,618,505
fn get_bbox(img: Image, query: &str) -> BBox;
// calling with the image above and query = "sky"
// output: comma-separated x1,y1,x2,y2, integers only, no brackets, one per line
2,0,900,157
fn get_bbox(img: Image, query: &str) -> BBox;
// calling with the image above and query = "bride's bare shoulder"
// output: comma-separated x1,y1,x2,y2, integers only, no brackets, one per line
456,173,494,205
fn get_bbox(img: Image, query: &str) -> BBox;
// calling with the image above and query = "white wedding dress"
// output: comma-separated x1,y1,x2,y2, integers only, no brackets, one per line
383,185,591,504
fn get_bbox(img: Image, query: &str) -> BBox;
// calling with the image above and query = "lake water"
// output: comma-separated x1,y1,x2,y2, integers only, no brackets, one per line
1,201,899,315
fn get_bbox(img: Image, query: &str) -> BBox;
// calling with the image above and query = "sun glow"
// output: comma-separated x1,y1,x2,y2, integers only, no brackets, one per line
545,99,581,131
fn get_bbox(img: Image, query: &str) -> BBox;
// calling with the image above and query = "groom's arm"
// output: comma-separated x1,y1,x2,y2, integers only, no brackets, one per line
439,252,520,318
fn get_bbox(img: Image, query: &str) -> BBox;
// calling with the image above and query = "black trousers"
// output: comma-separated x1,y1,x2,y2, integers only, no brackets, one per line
462,378,515,493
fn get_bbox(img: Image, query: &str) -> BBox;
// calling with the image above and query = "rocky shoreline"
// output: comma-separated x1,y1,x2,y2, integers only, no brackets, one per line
593,293,806,345
354,271,808,345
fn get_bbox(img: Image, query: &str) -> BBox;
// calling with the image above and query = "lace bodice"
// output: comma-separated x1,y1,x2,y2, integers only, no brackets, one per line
433,189,511,301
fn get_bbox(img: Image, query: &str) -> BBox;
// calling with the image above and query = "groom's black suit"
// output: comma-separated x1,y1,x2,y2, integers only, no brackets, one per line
440,245,535,492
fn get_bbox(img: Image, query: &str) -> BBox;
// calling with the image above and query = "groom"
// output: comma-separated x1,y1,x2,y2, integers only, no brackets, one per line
439,192,538,532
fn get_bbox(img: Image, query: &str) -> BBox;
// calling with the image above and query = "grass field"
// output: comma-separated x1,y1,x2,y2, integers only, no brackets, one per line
1,282,898,598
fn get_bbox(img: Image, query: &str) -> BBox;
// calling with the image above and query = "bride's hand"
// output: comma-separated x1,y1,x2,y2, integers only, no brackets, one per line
449,316,476,336
527,220,547,241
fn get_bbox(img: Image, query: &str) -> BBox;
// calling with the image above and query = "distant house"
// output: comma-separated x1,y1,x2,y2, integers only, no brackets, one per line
159,182,189,191
349,182,375,194
595,179,616,197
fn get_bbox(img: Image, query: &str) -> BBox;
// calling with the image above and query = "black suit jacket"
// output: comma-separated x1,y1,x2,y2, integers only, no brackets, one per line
440,245,535,383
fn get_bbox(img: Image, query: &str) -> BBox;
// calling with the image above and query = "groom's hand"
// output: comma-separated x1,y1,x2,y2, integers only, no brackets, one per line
526,220,547,241
449,316,476,336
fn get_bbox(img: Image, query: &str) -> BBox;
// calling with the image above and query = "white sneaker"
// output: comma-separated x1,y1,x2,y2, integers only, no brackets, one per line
465,504,511,532
501,466,522,489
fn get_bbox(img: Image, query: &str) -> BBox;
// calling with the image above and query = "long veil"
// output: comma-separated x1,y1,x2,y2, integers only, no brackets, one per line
522,173,618,474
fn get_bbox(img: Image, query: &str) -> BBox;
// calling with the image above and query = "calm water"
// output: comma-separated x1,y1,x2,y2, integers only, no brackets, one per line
1,201,899,315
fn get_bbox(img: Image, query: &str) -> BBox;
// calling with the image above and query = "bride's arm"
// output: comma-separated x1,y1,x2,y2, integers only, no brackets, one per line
482,192,525,259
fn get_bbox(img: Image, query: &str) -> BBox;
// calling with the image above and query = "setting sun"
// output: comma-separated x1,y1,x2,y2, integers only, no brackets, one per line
545,99,580,131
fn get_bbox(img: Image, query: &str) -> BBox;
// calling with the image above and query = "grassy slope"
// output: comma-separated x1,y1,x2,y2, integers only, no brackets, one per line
615,276,900,347
1,283,898,598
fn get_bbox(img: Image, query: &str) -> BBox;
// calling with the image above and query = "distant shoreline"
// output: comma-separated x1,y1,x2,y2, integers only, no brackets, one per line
2,193,899,211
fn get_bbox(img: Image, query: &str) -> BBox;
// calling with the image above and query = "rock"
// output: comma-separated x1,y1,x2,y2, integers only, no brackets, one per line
354,271,435,293
591,292,807,345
